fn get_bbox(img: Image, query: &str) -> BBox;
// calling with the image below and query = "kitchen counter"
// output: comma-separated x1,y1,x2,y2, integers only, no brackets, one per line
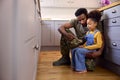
98,1,120,11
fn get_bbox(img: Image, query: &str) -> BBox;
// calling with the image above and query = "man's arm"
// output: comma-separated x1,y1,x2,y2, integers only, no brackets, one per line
58,22,75,40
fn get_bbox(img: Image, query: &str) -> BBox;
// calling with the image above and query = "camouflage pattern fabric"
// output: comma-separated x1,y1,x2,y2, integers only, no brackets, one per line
60,35,70,57
69,38,82,49
65,29,83,49
85,58,96,71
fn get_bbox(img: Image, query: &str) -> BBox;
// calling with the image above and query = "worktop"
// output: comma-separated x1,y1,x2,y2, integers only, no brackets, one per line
98,1,120,11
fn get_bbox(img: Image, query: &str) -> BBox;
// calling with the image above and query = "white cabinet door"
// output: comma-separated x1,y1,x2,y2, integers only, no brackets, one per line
41,20,54,46
41,0,71,8
70,0,85,8
16,38,36,80
0,0,14,80
86,0,100,8
41,0,100,8
54,0,85,8
54,20,68,46
40,0,54,7
54,0,70,7
16,0,38,80
0,0,40,80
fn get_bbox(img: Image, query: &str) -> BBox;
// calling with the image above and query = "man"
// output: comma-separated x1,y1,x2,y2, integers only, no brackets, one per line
53,8,103,69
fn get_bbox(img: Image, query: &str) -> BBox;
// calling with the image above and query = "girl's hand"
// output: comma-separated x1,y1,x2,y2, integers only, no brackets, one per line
79,45,84,48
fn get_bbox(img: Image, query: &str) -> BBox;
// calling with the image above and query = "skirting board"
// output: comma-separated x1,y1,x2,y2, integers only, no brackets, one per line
99,58,120,75
41,46,60,51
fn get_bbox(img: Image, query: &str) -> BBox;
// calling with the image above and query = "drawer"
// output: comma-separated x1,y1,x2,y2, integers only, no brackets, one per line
106,40,120,49
104,27,120,40
105,47,120,65
104,17,120,27
103,5,120,19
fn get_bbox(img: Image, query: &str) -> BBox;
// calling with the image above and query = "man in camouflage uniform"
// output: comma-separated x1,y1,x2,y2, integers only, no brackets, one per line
53,8,103,71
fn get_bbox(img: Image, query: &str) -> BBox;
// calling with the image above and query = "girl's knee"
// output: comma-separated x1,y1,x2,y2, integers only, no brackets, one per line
76,48,85,53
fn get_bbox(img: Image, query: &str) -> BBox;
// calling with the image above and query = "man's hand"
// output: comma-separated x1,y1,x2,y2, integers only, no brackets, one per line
92,50,102,58
86,35,104,58
86,47,103,58
65,33,75,41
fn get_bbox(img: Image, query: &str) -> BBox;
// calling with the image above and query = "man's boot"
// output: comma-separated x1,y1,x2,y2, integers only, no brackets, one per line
53,56,71,66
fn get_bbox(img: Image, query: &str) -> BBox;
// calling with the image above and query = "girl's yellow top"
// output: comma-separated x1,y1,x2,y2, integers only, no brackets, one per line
84,31,103,50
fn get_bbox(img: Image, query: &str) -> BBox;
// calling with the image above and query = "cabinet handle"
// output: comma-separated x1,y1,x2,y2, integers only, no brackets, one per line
112,9,116,13
112,20,117,23
34,45,39,50
112,42,117,46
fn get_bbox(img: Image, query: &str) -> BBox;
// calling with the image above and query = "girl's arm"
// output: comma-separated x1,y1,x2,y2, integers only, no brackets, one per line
84,32,103,50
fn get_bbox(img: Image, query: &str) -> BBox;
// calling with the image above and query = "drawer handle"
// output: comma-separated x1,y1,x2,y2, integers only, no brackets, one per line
112,42,117,46
112,20,117,23
112,10,116,13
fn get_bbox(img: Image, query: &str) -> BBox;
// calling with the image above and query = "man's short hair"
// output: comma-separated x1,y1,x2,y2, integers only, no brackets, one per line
75,8,88,17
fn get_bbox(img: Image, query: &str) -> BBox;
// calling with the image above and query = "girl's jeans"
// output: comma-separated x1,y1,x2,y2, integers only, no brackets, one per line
71,47,95,71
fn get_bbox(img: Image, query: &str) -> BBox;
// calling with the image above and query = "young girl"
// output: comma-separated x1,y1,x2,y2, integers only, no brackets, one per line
71,10,103,73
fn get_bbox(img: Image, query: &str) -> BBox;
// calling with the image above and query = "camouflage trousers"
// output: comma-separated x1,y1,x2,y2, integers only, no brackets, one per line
60,29,96,71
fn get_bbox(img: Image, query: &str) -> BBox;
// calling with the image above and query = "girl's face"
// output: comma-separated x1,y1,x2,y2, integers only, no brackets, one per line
87,18,97,31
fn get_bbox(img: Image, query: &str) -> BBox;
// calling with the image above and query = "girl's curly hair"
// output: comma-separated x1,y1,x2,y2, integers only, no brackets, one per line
88,10,101,22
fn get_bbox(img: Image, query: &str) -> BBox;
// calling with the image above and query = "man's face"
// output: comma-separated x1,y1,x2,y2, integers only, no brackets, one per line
77,14,87,26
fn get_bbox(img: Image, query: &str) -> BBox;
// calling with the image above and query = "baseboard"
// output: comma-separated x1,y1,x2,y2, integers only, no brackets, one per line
99,58,120,75
41,46,60,51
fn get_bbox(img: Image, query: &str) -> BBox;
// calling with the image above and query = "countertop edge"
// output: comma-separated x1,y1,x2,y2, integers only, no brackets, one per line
98,1,120,11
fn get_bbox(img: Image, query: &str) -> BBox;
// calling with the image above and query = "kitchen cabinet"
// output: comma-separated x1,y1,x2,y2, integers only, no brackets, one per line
41,20,55,46
54,0,70,8
0,0,41,80
40,0,100,8
102,4,120,75
103,5,120,19
86,0,100,8
15,0,41,79
70,0,85,8
54,0,85,8
103,5,120,65
41,20,69,46
54,21,63,46
40,0,54,7
54,20,73,46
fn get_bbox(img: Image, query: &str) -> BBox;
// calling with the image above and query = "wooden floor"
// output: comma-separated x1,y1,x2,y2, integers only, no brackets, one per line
36,51,120,80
